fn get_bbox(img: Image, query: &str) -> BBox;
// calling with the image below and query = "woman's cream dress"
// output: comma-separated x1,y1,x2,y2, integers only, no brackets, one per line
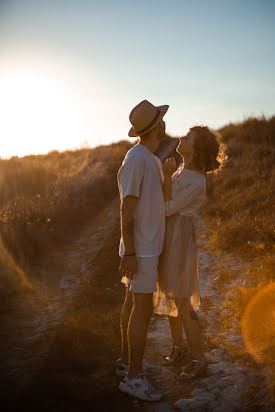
154,164,206,317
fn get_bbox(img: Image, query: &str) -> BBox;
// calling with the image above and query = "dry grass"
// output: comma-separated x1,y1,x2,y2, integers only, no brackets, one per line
201,116,275,372
0,141,131,313
0,141,131,266
203,116,275,259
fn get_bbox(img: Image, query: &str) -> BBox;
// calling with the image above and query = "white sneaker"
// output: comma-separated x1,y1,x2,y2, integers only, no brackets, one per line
116,358,161,377
119,373,162,401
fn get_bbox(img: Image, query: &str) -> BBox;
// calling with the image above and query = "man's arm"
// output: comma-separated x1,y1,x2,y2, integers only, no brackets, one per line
120,195,137,254
119,195,138,279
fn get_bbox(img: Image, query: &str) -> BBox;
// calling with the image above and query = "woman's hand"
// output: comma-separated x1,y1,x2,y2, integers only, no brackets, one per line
163,158,177,178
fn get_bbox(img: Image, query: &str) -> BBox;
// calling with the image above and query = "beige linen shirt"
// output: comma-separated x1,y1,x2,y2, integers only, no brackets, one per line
117,144,165,257
165,164,206,216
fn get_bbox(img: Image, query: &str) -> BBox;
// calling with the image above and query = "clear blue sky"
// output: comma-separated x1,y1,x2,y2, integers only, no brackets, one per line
0,0,274,157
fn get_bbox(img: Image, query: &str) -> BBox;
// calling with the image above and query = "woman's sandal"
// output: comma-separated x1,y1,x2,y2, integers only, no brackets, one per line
162,344,190,366
178,357,207,380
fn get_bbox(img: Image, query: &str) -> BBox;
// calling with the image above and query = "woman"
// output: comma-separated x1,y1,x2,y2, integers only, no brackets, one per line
154,125,220,379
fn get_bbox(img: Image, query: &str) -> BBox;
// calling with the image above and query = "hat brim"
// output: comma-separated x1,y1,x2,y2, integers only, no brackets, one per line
128,104,169,138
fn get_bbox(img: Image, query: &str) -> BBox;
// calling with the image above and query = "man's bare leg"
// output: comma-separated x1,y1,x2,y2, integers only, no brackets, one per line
120,287,133,362
128,292,153,378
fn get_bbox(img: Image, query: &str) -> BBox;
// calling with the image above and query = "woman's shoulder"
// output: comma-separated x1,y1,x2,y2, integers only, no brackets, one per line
177,168,206,189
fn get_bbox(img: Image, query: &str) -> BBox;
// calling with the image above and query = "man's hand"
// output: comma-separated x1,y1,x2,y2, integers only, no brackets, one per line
119,255,137,279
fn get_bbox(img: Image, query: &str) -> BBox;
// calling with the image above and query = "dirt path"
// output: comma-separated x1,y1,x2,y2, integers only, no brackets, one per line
143,219,272,411
1,197,120,397
2,200,272,411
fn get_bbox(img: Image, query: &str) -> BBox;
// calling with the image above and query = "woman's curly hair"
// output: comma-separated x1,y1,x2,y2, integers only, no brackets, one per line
190,126,222,173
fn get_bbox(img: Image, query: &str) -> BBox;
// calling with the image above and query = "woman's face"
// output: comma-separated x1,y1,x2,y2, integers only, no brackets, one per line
176,130,196,156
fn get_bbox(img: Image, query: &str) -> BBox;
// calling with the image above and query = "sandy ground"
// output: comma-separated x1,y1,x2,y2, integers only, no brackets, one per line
1,199,273,411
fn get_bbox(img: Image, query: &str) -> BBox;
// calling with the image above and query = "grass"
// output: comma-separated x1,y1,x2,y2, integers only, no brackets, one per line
2,223,134,412
0,141,131,263
1,116,274,408
200,116,275,375
203,116,275,259
0,141,131,308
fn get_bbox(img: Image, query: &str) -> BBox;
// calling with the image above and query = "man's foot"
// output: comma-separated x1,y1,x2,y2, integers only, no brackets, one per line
119,373,162,401
116,358,161,377
163,344,189,366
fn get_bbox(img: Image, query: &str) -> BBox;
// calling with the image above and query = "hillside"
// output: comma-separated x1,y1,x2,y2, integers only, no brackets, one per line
204,116,274,258
0,141,131,306
0,117,274,410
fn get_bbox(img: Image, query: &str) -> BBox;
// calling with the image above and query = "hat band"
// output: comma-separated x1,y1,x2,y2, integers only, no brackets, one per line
135,108,160,135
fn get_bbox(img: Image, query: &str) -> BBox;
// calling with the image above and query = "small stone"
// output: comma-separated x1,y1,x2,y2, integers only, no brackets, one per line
191,388,202,397
200,376,214,384
210,387,221,396
174,398,193,410
207,382,218,391
217,376,236,388
175,398,210,410
220,385,244,403
212,405,234,412
189,398,210,409
221,308,230,316
208,361,232,375
151,402,175,411
226,365,246,375
196,391,216,401
211,348,225,357
227,335,242,344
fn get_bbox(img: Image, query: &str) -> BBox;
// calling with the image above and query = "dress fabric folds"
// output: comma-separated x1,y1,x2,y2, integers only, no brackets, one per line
154,214,200,317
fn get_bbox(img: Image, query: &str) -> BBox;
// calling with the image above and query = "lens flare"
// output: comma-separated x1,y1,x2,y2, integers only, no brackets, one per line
241,283,275,363
0,235,33,290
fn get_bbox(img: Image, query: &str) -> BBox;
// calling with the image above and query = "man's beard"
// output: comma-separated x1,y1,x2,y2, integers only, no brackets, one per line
158,130,166,140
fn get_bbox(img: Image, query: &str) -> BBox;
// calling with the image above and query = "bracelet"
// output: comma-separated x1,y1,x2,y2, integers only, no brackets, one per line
124,253,136,256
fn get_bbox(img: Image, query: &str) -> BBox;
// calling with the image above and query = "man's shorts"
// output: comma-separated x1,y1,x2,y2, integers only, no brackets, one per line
121,256,159,293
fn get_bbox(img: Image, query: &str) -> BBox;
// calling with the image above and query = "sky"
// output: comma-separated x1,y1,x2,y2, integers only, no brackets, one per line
0,0,274,158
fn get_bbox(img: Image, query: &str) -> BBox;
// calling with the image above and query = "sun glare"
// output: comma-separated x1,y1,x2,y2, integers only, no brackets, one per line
0,68,89,158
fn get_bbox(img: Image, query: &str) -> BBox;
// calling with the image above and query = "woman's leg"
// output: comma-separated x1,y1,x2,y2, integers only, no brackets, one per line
163,314,189,365
180,298,204,361
168,315,184,347
177,298,206,378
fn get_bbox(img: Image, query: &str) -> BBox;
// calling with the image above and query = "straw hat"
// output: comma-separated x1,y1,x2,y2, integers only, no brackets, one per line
128,100,169,137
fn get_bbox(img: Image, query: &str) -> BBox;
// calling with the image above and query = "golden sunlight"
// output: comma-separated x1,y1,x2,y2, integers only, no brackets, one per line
0,68,89,158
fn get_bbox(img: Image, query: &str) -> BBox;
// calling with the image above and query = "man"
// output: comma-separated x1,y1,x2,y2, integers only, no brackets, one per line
117,100,168,401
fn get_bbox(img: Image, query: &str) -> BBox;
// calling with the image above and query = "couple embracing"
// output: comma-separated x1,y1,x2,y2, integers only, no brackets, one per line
116,100,220,401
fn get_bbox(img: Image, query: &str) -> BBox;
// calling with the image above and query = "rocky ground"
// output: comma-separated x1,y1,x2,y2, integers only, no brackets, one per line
140,219,273,411
1,199,273,411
